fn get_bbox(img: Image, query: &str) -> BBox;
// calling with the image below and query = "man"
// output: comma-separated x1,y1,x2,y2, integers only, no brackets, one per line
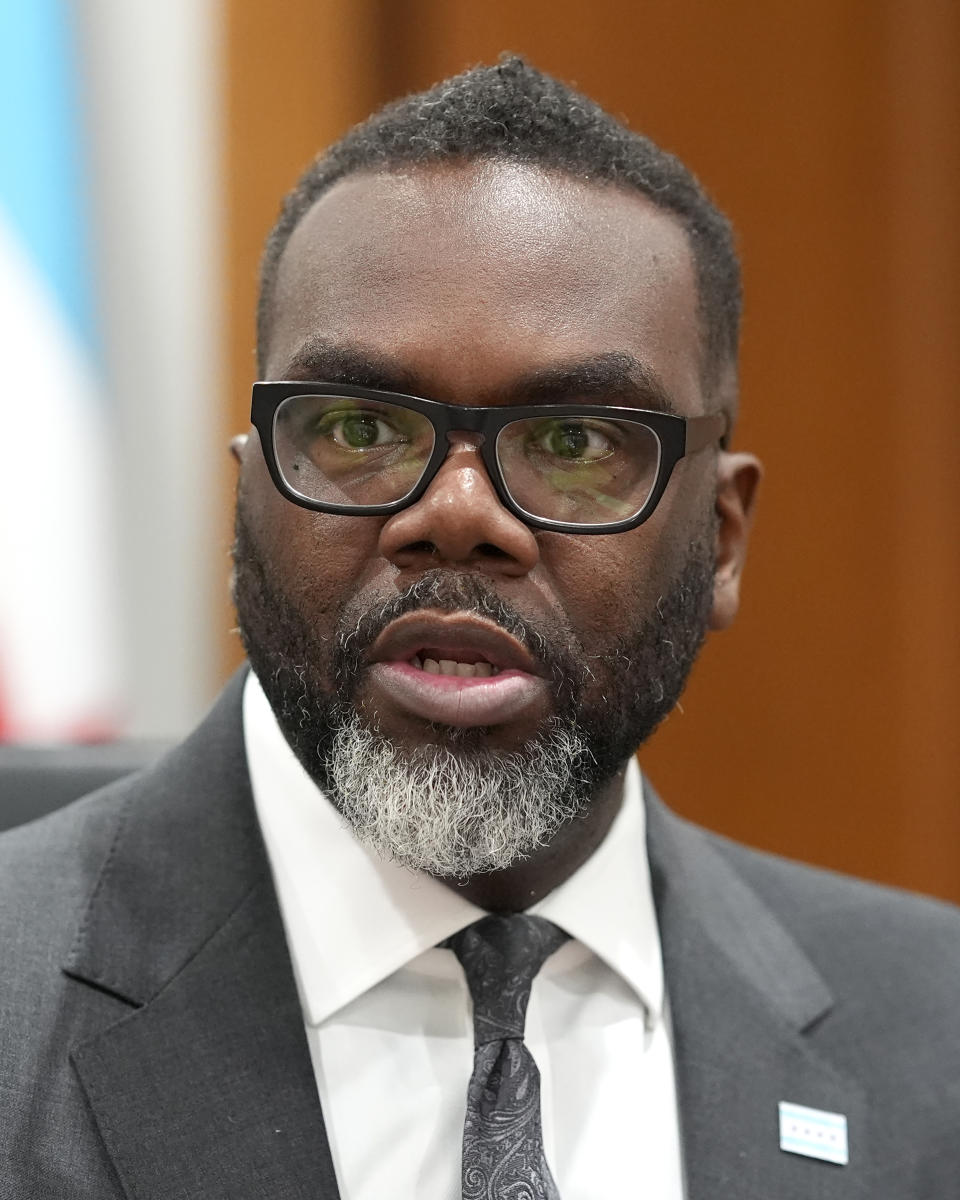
2,57,960,1200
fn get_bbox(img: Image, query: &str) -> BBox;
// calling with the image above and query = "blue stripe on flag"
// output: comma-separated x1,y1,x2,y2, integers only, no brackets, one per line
0,0,95,349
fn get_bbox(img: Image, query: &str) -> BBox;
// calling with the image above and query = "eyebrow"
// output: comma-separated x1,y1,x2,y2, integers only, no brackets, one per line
277,338,679,415
510,353,679,415
279,337,421,394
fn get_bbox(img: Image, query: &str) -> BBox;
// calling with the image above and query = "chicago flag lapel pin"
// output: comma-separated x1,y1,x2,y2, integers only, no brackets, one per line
778,1101,849,1165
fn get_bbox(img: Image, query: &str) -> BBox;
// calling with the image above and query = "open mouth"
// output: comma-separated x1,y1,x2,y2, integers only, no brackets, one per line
407,652,500,678
365,612,549,727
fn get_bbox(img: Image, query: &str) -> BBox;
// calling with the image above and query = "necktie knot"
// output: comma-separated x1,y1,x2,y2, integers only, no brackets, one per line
447,914,569,1044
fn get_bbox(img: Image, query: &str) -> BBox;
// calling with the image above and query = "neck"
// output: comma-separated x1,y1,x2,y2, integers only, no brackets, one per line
438,765,628,912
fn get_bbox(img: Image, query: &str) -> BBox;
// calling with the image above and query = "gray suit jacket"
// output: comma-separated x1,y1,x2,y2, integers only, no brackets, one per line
3,670,960,1198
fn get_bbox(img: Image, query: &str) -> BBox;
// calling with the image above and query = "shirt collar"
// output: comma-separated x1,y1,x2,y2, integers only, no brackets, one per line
243,671,663,1027
531,760,663,1022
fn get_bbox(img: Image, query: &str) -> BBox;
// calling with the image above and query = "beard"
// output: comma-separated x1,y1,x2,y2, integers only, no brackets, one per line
232,506,715,878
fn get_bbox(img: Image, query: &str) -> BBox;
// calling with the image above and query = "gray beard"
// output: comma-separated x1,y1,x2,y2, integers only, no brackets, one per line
325,707,592,878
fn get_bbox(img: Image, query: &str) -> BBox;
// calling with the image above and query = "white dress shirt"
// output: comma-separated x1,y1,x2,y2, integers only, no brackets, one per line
244,671,686,1199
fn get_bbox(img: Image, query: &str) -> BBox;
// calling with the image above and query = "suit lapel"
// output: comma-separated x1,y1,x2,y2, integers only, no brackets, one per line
645,790,867,1200
65,672,339,1199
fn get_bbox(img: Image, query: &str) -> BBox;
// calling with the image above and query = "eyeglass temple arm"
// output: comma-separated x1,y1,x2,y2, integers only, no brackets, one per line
684,411,729,455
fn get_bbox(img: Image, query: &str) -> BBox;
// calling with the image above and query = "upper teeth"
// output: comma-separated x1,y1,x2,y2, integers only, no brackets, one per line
412,655,496,677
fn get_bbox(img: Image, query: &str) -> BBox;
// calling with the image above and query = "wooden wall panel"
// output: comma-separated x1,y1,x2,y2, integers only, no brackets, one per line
884,0,960,890
225,0,384,427
221,0,387,668
224,0,960,899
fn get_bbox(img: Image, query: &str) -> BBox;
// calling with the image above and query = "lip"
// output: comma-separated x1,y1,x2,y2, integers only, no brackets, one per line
366,611,548,728
368,612,543,676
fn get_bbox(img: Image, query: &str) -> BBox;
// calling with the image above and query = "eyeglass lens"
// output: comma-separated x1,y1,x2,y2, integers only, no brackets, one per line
272,394,661,525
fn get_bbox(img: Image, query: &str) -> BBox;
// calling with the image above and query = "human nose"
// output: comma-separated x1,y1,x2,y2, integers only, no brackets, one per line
377,433,540,576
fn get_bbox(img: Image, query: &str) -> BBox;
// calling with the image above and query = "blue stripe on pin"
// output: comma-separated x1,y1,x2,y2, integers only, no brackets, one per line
779,1101,848,1165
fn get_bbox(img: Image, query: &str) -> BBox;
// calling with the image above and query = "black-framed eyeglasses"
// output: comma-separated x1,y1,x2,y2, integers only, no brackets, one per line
251,382,727,535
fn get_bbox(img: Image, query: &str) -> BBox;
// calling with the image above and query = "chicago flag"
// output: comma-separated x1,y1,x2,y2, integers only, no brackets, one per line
0,0,120,740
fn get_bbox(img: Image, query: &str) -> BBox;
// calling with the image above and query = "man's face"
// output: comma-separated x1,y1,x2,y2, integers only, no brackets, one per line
233,161,748,877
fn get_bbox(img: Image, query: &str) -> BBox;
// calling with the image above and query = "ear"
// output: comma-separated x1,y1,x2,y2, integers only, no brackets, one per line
709,451,762,631
229,433,249,464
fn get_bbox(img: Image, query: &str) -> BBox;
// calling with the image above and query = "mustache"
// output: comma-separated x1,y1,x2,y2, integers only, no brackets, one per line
332,570,586,704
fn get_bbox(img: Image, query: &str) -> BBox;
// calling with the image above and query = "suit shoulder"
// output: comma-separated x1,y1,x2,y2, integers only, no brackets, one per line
0,784,130,962
703,825,960,985
709,825,960,920
0,786,142,1195
0,777,130,866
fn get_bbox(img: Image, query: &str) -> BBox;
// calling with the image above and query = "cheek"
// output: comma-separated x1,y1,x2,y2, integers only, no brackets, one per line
243,463,387,617
539,494,705,647
286,517,387,616
551,543,657,643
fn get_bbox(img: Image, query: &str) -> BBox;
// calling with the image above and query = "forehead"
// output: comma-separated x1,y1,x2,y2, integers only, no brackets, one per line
268,161,703,412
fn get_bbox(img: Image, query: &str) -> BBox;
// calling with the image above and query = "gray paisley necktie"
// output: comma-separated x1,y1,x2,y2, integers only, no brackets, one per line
447,914,569,1200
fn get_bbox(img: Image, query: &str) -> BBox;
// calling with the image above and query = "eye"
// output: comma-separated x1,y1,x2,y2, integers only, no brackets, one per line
324,410,405,449
533,419,617,461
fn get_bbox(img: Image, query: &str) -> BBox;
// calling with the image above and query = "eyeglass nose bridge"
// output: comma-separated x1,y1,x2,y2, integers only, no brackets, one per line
415,424,501,509
444,428,487,454
425,429,498,500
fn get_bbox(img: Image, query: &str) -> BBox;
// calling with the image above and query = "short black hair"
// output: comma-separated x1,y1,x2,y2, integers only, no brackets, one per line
258,56,741,394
